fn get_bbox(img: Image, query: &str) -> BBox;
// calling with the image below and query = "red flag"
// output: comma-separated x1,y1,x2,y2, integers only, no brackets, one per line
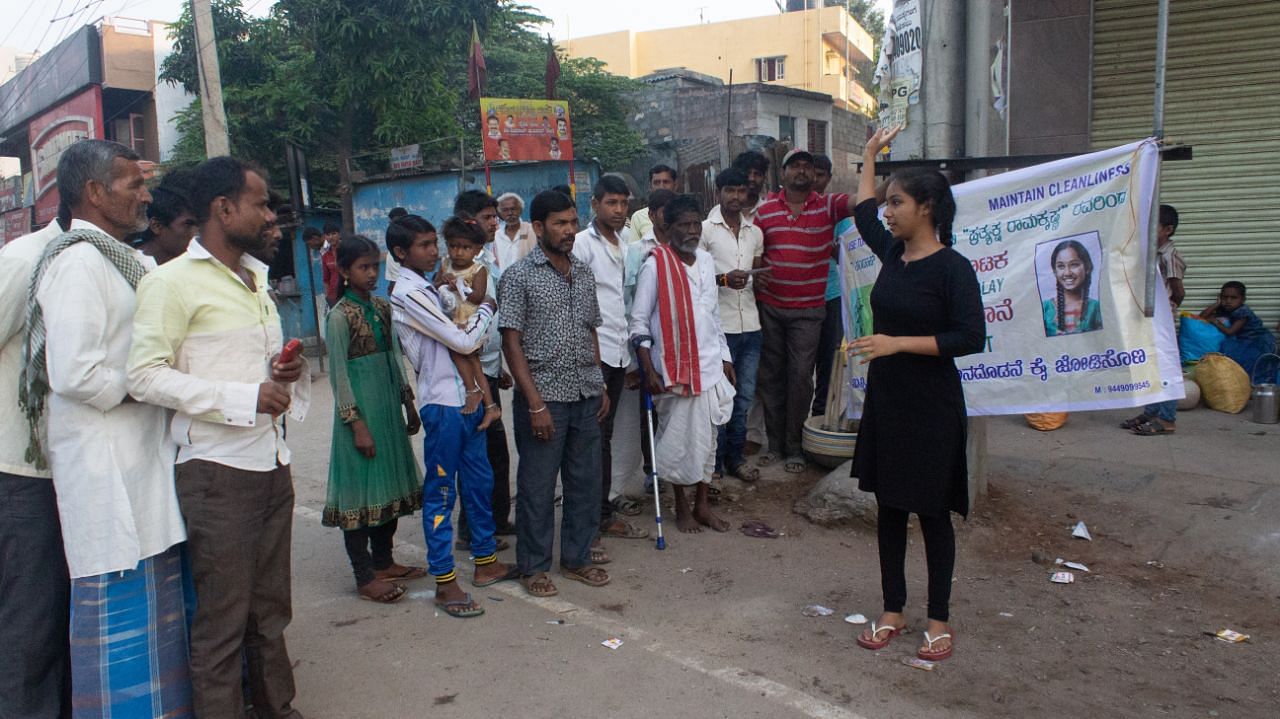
545,34,561,100
467,22,486,100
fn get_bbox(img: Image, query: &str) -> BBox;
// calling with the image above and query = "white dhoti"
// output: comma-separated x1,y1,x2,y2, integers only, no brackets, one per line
610,386,648,498
652,378,735,485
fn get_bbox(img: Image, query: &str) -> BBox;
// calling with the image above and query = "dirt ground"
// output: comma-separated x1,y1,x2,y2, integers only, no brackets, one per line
286,376,1278,719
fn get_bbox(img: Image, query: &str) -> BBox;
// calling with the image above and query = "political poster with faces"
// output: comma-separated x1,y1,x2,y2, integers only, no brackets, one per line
838,139,1183,418
479,98,574,163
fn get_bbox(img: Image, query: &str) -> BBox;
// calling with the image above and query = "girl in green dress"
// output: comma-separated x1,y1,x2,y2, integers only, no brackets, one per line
324,235,425,603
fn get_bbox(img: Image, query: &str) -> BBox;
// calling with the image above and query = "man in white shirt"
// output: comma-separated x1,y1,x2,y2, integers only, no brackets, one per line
700,168,765,482
24,139,191,715
0,211,67,718
129,156,307,718
631,194,736,536
572,176,648,545
494,191,537,270
628,164,676,240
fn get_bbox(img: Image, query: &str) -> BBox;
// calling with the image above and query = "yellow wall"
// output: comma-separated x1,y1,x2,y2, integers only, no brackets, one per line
562,7,874,112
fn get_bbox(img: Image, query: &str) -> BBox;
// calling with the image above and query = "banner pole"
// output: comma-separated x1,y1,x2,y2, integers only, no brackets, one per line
1143,0,1169,318
568,159,576,201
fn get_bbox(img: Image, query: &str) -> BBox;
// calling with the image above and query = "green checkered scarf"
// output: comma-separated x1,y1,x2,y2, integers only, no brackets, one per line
19,228,147,469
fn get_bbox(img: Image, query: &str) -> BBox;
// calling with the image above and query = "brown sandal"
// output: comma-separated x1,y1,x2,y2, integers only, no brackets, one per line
522,572,558,597
561,566,611,587
357,579,406,604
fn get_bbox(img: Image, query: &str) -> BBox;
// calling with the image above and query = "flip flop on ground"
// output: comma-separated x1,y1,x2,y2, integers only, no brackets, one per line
376,564,427,581
522,572,558,597
590,544,612,565
1119,413,1151,430
1131,420,1175,436
601,518,649,539
756,451,779,467
917,631,954,661
856,621,907,650
611,496,643,516
561,566,611,587
357,579,406,604
784,456,807,473
435,592,485,618
726,462,760,482
472,565,520,588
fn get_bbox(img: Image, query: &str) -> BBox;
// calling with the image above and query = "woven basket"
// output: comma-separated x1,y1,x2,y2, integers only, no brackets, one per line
1194,353,1250,414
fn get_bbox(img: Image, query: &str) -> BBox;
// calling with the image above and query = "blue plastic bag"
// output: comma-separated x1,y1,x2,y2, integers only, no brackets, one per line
1178,316,1224,364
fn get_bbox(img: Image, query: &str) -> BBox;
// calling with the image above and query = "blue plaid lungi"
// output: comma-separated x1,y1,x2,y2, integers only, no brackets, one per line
69,544,193,718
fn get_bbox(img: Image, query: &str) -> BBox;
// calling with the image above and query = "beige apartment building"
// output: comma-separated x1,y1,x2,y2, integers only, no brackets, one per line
562,4,876,114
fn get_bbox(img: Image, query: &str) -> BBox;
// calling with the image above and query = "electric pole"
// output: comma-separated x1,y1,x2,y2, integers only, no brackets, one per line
191,0,230,156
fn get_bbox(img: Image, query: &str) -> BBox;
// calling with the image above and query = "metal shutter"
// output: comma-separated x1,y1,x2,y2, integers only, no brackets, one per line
1092,0,1280,326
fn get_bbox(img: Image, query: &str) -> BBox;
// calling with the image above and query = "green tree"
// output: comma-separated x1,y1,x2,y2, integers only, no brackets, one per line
164,0,502,227
162,1,645,225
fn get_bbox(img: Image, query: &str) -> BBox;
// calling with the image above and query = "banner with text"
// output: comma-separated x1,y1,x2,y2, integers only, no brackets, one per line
838,139,1182,417
479,98,574,163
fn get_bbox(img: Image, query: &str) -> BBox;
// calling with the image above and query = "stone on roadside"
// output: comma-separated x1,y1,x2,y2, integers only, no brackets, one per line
794,460,877,528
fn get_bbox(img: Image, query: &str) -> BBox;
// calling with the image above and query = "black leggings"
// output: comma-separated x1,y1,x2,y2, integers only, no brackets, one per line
343,519,398,587
877,505,955,622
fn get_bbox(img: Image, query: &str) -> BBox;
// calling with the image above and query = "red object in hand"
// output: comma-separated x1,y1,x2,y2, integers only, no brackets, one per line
279,339,303,364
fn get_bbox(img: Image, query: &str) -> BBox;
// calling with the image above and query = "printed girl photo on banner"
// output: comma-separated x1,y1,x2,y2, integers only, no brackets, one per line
1036,232,1105,337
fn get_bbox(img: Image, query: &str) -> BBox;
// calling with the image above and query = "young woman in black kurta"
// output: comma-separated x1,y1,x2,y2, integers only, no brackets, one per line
849,126,986,662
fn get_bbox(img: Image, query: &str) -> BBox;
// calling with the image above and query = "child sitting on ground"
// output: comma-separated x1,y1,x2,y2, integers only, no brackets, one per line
1200,281,1277,382
435,216,499,425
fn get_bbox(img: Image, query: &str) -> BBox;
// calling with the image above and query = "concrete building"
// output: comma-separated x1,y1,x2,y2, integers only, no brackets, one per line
562,3,875,114
617,68,868,210
863,0,1276,323
0,17,193,242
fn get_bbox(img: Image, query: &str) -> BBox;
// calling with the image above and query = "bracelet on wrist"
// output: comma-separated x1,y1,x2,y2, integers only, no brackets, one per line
529,405,548,414
485,403,499,410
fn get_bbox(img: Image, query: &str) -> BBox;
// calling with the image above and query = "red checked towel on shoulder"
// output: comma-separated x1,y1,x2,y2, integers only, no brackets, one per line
652,243,701,396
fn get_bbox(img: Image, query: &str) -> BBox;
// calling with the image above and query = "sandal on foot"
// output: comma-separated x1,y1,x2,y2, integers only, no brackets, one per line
726,463,760,482
561,566,611,587
756,452,779,467
601,519,649,540
611,496,643,517
357,581,406,604
436,592,485,618
1131,420,1175,436
856,621,906,650
522,572,558,597
1119,413,1152,430
917,631,953,661
472,564,520,588
590,545,612,565
783,456,807,474
378,565,427,581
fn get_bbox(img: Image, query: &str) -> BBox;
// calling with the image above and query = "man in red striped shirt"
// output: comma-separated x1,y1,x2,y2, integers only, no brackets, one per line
753,149,855,473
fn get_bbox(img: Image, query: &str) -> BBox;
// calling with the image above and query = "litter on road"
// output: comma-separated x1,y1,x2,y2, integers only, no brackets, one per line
602,638,624,649
1063,561,1090,572
1072,521,1092,541
902,657,937,671
802,605,835,617
1210,629,1250,643
844,613,867,625
1050,571,1075,584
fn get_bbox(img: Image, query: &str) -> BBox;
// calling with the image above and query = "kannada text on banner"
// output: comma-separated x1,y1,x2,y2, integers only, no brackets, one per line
838,139,1183,418
479,98,574,163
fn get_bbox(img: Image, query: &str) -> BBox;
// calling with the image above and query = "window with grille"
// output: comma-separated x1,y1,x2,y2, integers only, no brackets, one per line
129,114,147,155
807,119,828,154
779,115,796,143
755,56,786,82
